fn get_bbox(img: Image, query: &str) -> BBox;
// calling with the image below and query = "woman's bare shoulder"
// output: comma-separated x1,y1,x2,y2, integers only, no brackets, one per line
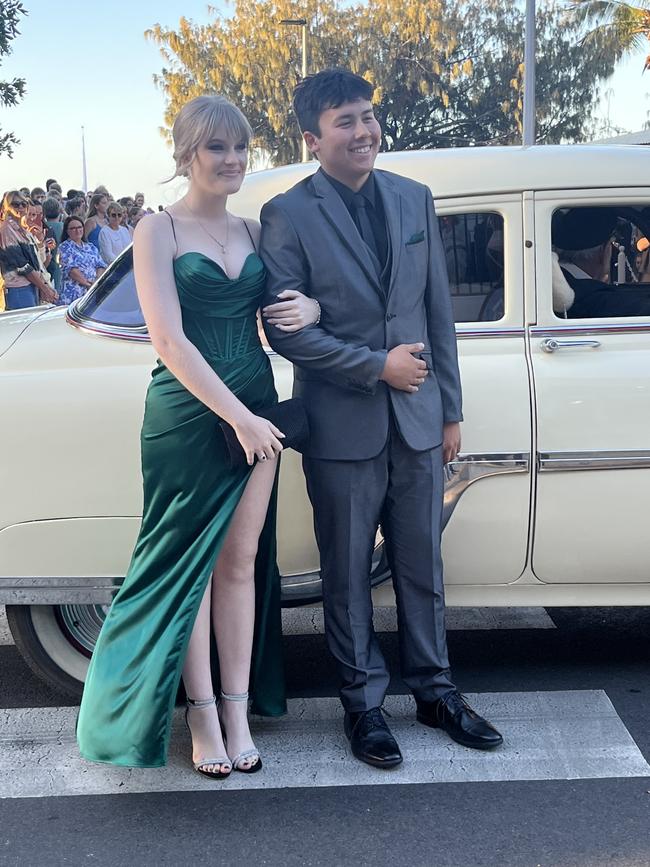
134,210,173,239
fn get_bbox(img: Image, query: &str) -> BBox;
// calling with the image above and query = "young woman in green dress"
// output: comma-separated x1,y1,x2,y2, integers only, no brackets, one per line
76,96,319,777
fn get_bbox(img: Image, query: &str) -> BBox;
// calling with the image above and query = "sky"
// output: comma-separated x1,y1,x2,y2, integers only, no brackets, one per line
1,0,649,208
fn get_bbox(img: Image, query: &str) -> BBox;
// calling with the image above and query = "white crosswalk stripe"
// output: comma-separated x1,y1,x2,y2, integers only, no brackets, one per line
1,691,647,799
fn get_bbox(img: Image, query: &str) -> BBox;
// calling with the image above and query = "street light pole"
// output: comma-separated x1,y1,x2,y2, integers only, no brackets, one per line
81,126,88,192
523,0,536,146
280,17,310,162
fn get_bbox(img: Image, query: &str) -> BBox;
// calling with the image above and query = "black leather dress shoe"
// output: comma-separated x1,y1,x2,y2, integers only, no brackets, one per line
416,691,503,750
344,707,403,769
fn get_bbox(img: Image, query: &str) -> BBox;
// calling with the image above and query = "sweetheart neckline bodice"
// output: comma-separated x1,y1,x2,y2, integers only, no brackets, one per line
173,250,261,282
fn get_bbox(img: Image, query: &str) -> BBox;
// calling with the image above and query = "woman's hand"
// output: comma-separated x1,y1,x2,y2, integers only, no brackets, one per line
262,290,320,332
232,411,285,466
40,283,58,304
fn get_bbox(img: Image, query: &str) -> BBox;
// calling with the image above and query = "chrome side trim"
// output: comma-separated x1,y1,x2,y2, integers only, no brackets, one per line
531,322,650,338
443,452,530,529
66,306,150,343
66,315,528,345
0,576,122,605
457,327,525,339
539,450,650,472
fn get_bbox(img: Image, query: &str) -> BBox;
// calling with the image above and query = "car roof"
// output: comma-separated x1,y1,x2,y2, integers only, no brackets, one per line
233,145,649,215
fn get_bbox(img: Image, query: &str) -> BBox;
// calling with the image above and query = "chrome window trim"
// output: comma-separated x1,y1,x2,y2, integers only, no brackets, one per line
443,452,530,528
65,245,148,342
531,322,650,338
66,306,150,342
538,450,650,472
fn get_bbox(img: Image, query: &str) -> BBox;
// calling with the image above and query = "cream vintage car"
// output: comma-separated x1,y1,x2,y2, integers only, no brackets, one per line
2,144,650,696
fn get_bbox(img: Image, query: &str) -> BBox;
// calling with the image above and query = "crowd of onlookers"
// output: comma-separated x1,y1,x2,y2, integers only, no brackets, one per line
0,180,155,312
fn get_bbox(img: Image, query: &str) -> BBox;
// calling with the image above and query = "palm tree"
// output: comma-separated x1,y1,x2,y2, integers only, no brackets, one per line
570,1,650,72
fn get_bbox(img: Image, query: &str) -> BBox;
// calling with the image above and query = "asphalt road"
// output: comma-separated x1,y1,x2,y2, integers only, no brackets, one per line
1,606,650,867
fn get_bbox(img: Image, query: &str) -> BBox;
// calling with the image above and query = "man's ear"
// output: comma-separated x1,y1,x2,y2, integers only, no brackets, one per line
303,131,319,155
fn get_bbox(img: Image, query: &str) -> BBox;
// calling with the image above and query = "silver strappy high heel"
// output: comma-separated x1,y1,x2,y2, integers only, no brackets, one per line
185,694,232,780
219,691,263,774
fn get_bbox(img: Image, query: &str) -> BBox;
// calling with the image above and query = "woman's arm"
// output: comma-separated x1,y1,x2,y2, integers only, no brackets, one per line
83,217,96,241
69,267,91,288
244,217,319,332
98,228,113,265
133,214,284,464
0,235,57,302
24,268,57,303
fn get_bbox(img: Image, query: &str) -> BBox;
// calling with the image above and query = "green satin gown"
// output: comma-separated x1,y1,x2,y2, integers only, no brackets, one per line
76,250,286,768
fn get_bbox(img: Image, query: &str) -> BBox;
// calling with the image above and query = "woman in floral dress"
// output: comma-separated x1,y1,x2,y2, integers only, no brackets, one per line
58,216,106,306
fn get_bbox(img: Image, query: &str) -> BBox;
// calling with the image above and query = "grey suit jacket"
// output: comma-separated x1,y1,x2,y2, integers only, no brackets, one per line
260,167,462,461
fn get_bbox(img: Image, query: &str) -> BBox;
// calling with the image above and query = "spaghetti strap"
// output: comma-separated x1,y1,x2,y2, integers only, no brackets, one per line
241,218,258,253
164,210,178,256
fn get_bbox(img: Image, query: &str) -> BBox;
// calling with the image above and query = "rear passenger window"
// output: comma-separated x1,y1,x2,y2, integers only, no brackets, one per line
551,204,650,319
441,212,504,323
76,247,145,329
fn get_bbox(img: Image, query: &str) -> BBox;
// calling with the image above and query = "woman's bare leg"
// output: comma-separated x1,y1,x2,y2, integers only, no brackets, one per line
213,457,278,769
182,578,230,774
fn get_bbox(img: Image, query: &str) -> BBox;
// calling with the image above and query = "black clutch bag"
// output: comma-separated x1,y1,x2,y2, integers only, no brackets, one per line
218,397,310,466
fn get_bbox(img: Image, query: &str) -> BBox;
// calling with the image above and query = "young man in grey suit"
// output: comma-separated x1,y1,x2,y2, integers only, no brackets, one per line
261,69,502,768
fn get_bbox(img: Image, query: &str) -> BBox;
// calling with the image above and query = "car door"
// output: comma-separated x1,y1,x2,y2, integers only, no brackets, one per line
434,195,531,586
530,188,650,584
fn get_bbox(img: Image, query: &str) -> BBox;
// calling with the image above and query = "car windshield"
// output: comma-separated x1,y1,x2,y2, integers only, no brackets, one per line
75,247,146,329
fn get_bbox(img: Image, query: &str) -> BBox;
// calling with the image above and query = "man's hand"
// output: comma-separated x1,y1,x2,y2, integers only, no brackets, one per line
442,422,461,465
379,343,428,392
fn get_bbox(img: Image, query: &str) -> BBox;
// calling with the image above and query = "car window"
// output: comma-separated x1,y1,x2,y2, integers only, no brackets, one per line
76,247,145,328
551,204,650,319
441,212,505,323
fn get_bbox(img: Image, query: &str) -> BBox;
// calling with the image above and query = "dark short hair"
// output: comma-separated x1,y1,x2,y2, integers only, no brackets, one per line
42,197,61,220
61,214,86,244
30,187,46,198
66,196,87,215
292,68,374,135
45,179,58,190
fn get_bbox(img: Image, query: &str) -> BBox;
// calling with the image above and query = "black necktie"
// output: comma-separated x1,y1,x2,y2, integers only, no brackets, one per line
352,193,381,266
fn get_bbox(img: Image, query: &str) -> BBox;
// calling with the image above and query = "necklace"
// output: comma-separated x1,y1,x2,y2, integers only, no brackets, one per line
182,199,230,255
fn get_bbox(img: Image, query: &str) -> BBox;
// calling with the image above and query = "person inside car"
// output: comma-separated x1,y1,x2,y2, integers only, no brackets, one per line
553,207,650,318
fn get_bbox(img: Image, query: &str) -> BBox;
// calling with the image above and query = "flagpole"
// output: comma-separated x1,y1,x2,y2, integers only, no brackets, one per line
81,126,88,192
523,0,536,146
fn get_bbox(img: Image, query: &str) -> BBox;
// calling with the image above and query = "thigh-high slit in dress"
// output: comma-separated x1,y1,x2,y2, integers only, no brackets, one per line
76,244,286,767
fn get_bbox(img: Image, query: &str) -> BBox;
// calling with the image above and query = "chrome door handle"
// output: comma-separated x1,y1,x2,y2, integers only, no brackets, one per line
540,338,601,353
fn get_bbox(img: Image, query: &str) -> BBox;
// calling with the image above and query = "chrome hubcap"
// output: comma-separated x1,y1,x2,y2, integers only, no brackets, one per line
54,604,109,657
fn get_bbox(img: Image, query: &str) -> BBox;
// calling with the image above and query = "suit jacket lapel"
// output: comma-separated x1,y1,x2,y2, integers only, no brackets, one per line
374,170,403,299
310,170,384,299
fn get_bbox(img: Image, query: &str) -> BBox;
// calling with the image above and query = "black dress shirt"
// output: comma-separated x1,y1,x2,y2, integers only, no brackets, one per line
321,170,390,278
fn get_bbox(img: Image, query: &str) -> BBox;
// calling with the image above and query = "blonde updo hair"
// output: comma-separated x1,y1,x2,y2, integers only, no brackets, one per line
169,95,252,181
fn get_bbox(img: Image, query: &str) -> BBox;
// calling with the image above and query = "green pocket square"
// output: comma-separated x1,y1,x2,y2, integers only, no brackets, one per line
406,230,425,246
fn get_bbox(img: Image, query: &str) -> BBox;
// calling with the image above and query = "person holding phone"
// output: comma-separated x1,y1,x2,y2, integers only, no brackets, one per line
0,191,57,308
